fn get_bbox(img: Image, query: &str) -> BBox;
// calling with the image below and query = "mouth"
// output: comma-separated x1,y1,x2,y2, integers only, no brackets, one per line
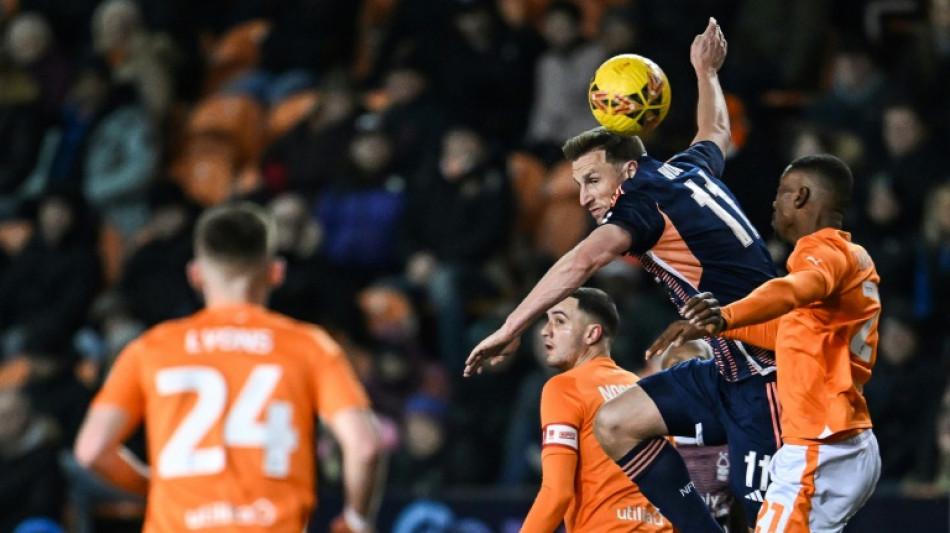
544,342,554,351
589,207,602,219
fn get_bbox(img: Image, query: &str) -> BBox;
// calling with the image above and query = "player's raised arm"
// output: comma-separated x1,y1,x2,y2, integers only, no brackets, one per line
690,17,731,155
463,223,632,376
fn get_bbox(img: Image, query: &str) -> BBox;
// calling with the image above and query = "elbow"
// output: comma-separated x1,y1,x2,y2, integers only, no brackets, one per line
73,438,104,471
349,425,385,468
569,246,611,280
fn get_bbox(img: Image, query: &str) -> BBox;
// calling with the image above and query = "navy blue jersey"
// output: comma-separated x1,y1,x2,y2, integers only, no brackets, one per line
604,141,777,381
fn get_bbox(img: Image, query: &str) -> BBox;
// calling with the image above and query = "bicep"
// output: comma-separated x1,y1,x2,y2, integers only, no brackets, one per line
580,224,635,265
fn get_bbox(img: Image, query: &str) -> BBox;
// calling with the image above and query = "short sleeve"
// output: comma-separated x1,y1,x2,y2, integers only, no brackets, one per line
786,234,849,297
310,328,370,419
539,377,582,453
92,340,146,425
666,141,725,178
605,188,665,254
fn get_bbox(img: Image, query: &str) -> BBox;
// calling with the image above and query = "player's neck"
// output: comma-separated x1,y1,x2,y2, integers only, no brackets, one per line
791,210,843,242
202,282,268,309
571,347,608,369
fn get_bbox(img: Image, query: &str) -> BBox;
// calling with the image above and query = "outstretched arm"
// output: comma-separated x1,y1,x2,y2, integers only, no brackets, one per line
464,223,632,376
690,17,731,155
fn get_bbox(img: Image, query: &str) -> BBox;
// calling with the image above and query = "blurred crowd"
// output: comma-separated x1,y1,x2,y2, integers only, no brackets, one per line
0,0,949,530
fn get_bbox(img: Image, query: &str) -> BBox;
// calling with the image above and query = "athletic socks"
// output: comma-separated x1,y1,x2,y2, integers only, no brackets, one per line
616,437,724,532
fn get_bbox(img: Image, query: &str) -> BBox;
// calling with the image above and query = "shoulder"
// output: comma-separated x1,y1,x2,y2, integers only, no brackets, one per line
259,309,345,358
666,141,725,177
541,372,581,405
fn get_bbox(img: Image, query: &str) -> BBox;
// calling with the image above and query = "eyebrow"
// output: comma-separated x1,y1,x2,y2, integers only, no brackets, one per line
575,170,596,184
550,310,569,319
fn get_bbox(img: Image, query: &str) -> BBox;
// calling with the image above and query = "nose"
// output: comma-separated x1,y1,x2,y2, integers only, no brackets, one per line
541,321,553,338
579,186,592,208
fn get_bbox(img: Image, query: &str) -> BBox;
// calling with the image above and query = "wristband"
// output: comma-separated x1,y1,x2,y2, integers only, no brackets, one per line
343,507,372,533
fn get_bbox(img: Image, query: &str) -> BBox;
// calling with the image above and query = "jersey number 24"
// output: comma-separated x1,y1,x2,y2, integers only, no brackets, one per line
155,365,300,479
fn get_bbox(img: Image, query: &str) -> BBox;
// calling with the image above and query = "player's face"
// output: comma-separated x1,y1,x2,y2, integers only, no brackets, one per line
771,170,802,242
573,150,627,223
541,298,587,371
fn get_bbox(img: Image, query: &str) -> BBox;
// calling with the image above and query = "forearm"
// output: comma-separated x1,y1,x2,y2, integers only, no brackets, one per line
502,246,603,337
693,69,730,152
521,452,576,533
89,447,149,498
341,440,385,522
723,318,779,351
722,271,827,330
521,484,573,533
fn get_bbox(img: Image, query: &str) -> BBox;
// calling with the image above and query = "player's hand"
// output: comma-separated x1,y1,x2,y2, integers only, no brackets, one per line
690,17,727,74
645,293,724,359
682,292,724,332
645,320,708,360
330,513,374,533
463,328,521,377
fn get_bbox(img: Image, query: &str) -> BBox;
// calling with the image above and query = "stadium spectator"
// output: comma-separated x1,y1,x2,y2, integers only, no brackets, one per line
3,12,73,119
0,193,100,359
0,386,66,532
864,304,943,493
524,1,604,157
118,181,200,327
401,126,514,370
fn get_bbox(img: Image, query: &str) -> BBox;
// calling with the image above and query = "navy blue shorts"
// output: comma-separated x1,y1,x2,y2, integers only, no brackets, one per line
638,357,781,522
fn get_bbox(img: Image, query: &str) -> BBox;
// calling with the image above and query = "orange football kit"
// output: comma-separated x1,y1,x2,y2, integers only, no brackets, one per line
92,304,370,533
719,229,881,532
522,357,674,532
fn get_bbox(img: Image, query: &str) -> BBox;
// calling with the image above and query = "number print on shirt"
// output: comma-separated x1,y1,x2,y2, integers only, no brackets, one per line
849,281,880,362
685,170,761,246
156,365,299,479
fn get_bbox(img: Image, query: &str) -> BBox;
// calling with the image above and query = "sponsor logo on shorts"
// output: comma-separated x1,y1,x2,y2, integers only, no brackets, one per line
616,505,666,525
679,481,696,497
184,498,277,529
745,490,765,502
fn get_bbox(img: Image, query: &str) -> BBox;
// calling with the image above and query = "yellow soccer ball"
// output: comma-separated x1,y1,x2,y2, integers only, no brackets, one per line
588,54,671,136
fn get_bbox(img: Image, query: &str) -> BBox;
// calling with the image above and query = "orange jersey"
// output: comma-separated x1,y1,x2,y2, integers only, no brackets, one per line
721,228,880,443
524,357,673,532
92,304,370,533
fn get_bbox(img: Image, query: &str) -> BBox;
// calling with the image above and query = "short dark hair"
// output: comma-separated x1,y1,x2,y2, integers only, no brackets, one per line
785,154,853,212
562,127,646,165
570,287,620,339
194,202,276,269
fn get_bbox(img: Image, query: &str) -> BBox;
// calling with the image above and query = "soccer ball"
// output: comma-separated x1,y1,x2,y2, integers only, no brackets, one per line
588,54,671,136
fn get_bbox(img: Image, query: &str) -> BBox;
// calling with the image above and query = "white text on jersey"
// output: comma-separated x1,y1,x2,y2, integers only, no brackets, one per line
598,384,634,402
185,328,274,354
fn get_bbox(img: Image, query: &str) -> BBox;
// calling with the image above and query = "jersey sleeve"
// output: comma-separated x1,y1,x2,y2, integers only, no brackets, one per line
539,376,583,454
605,188,665,255
666,141,725,178
310,328,371,420
785,233,850,294
92,340,146,425
723,318,779,351
721,233,848,330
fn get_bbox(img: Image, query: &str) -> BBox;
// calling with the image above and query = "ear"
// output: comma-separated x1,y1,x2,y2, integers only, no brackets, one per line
794,186,810,208
623,160,639,180
186,259,203,291
268,258,286,288
584,323,603,346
